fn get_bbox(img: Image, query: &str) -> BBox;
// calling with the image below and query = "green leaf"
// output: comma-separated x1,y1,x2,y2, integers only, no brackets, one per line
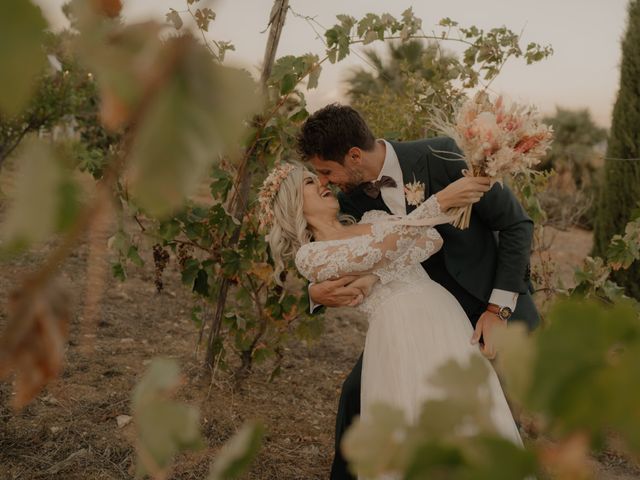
527,299,640,438
0,0,48,115
208,422,264,480
221,249,247,277
281,294,297,314
135,399,204,477
493,323,536,402
363,30,378,45
252,347,273,363
194,8,216,32
193,269,209,296
125,37,258,218
127,245,145,267
280,73,297,95
336,14,356,31
132,357,182,410
166,8,183,30
327,47,337,64
181,258,201,287
56,176,81,232
112,262,126,281
0,140,66,253
439,17,458,27
607,218,640,270
342,404,409,477
191,305,203,328
307,63,322,90
158,219,181,241
132,358,204,477
289,107,309,123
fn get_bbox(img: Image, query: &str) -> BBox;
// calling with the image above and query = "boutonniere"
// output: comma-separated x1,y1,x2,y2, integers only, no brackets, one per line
404,178,425,206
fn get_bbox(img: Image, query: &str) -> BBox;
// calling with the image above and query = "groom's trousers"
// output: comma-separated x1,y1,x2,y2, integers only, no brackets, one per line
330,354,363,480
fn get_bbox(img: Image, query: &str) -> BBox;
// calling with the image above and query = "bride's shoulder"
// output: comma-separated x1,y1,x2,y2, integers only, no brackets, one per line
360,210,391,223
295,241,327,264
295,242,313,261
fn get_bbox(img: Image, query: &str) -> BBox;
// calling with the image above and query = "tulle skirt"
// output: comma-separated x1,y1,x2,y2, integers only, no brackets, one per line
360,278,523,451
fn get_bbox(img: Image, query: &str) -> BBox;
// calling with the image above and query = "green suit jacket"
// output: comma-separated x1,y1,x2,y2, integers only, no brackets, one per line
337,137,540,329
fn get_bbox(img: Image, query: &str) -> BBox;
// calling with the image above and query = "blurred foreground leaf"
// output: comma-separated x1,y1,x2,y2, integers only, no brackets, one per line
0,140,80,255
208,421,264,480
494,323,536,403
528,299,640,448
132,358,204,478
126,39,259,217
0,285,70,410
342,404,409,477
0,0,47,116
343,356,536,479
71,7,259,217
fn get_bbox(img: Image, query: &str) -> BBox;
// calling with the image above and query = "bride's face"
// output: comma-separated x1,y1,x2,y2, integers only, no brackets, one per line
302,172,339,219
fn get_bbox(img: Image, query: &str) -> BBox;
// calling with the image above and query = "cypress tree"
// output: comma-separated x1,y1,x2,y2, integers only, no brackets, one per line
593,0,640,299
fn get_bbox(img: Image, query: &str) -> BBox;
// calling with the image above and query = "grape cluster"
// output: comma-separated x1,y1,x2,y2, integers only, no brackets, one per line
176,243,193,270
152,244,170,293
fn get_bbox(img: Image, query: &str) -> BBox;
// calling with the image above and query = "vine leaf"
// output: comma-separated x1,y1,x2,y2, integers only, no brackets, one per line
0,0,48,115
342,404,408,477
122,36,259,217
0,140,78,254
195,8,216,32
0,285,70,410
166,9,183,30
207,422,264,480
132,358,205,478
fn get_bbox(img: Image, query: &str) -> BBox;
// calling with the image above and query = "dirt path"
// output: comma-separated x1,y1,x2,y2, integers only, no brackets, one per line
1,227,638,479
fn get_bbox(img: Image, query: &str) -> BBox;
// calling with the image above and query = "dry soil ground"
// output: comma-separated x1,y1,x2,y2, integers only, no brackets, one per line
0,221,639,479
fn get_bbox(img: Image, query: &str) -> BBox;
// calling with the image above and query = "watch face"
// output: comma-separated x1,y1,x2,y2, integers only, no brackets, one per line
499,307,513,320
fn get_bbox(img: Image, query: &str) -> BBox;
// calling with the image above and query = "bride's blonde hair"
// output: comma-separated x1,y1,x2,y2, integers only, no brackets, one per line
264,164,313,285
262,163,352,285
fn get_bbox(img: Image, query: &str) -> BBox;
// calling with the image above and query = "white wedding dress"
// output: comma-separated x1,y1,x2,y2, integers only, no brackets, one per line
295,195,522,459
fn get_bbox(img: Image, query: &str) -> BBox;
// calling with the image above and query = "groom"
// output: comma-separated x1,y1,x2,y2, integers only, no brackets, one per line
296,104,539,480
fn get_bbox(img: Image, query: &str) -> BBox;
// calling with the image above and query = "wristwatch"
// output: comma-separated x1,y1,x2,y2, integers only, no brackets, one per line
486,303,513,321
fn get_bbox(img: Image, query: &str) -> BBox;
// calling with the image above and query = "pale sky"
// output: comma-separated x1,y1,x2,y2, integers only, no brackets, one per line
36,0,630,127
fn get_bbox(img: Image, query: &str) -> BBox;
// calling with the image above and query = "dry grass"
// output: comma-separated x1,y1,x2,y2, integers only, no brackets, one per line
0,220,638,479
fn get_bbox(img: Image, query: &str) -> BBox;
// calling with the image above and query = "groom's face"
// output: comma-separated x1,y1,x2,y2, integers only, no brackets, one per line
309,152,365,193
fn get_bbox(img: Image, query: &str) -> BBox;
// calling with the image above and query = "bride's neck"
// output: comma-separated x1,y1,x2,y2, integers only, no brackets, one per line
309,217,349,241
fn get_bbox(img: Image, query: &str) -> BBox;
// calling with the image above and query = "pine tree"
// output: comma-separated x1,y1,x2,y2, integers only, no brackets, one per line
593,0,640,299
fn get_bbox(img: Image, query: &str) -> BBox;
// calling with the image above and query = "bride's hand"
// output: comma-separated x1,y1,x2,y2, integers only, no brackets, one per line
435,176,492,210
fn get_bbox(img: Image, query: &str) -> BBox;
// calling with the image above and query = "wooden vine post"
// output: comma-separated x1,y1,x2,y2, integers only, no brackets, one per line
205,0,290,368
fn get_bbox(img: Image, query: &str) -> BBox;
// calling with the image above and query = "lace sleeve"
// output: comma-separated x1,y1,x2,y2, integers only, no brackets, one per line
295,222,444,285
294,196,451,284
407,194,444,221
294,237,384,283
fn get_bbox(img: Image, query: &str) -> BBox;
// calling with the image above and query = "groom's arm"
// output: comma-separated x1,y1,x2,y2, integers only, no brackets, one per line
439,137,533,298
437,136,533,358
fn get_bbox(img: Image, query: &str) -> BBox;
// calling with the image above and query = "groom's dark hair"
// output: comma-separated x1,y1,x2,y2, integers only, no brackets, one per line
296,103,376,164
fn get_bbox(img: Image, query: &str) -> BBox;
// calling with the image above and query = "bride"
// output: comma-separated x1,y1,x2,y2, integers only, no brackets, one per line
259,162,523,470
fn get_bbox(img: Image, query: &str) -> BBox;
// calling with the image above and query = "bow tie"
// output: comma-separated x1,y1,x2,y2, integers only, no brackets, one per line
362,175,398,198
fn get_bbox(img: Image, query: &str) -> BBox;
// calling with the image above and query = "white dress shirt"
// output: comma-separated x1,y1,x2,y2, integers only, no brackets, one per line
377,140,406,216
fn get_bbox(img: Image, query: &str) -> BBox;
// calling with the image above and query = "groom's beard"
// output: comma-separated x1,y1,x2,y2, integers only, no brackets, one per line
337,166,365,193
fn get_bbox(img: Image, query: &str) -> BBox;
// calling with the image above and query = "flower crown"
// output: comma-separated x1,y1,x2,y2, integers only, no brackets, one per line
257,163,297,230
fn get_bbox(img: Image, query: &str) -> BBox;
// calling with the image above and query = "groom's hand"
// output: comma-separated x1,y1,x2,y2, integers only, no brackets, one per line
309,276,364,308
436,176,492,210
471,311,507,359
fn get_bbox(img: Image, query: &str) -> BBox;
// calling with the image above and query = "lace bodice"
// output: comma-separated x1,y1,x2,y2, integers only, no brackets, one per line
295,195,451,313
